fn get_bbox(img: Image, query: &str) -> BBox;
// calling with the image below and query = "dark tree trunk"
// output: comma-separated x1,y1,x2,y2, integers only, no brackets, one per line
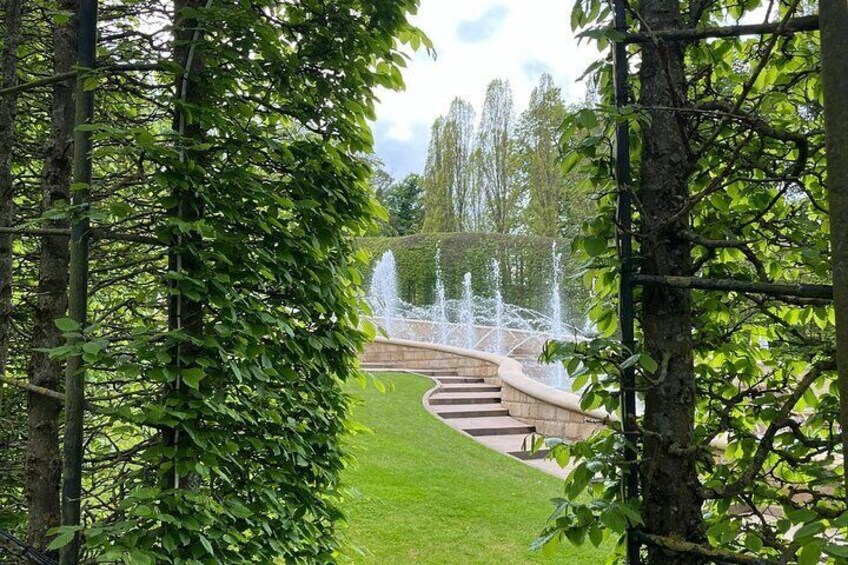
636,0,704,561
26,0,78,553
820,0,848,497
0,0,23,384
163,0,206,490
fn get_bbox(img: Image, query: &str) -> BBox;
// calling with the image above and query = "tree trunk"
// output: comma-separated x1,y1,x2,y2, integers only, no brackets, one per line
0,0,23,387
26,0,78,553
819,0,848,497
163,0,206,490
636,0,704,562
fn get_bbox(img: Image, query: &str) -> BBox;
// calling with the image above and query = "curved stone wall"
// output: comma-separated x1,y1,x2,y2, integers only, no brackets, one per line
362,337,612,442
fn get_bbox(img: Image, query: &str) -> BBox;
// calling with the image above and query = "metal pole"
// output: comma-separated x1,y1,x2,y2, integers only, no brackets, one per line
612,0,640,563
60,0,97,562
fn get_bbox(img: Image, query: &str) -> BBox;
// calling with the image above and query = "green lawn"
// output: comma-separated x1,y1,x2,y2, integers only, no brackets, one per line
340,371,609,564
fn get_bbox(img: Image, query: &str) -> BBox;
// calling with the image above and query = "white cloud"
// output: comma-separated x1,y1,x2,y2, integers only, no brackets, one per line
373,0,600,176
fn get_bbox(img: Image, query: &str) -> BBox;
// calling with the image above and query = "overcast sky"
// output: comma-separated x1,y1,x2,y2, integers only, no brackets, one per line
372,1,598,179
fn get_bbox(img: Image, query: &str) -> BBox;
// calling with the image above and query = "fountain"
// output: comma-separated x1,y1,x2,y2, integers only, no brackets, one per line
434,249,449,345
461,272,475,349
367,250,399,336
366,249,586,390
550,242,564,340
549,243,567,387
491,259,504,354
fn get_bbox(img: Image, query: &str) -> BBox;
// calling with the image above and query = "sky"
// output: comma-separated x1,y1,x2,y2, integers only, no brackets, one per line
372,0,598,179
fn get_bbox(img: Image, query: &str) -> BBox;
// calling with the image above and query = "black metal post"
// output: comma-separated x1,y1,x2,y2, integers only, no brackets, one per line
612,0,640,563
60,0,97,563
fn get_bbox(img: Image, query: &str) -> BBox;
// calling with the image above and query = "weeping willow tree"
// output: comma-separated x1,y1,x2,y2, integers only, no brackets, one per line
0,0,427,561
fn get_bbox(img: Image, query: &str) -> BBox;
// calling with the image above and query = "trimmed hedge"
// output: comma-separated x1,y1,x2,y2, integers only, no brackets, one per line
360,233,589,321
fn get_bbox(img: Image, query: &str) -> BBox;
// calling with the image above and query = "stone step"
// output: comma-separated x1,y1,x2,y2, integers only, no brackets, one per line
509,449,551,460
429,393,501,405
435,376,484,384
438,384,501,394
446,415,528,428
407,369,463,377
474,433,541,453
465,425,536,437
394,367,458,375
459,416,535,437
361,366,460,377
435,405,510,418
523,457,570,478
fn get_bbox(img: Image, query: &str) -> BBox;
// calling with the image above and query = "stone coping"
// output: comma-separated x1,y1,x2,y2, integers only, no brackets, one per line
373,336,616,425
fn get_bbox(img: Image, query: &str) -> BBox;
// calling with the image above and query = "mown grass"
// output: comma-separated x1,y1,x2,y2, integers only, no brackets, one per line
340,371,609,564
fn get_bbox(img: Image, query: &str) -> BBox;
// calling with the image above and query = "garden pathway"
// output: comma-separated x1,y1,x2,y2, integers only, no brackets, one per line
361,364,568,479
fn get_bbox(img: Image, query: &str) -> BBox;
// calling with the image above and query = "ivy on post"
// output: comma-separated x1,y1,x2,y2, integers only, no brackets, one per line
163,0,209,494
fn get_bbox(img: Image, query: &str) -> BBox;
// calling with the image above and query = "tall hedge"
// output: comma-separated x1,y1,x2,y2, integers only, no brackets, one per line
361,233,590,322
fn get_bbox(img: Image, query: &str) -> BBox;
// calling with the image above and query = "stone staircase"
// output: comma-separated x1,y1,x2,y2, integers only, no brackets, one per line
361,363,567,478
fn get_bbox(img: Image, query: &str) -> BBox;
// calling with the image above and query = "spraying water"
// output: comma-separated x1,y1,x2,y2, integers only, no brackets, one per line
366,249,587,390
368,250,399,335
491,259,504,354
434,249,449,345
461,272,475,349
550,242,564,339
550,242,567,387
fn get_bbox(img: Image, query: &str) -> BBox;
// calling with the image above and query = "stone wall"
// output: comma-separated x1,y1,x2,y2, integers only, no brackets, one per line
362,338,607,442
499,385,602,441
362,340,500,381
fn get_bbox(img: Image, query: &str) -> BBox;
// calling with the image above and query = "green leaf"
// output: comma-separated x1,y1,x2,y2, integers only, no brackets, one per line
797,540,823,565
199,535,215,555
639,353,658,374
54,318,80,332
181,368,205,390
582,235,607,257
125,549,155,565
47,530,75,550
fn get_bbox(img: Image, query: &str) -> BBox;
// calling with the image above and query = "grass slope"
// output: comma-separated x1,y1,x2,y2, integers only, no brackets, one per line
340,371,608,564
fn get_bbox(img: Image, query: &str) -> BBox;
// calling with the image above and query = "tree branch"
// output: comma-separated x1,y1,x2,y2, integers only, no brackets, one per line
701,360,835,499
636,531,781,564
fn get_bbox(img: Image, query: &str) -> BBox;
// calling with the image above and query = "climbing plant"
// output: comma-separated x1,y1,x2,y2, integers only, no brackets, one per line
0,0,426,561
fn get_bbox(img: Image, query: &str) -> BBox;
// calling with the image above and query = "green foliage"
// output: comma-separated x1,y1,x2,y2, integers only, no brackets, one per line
3,0,426,561
374,173,424,236
477,78,521,233
418,76,594,238
421,116,460,233
519,74,571,238
361,233,590,318
538,1,848,563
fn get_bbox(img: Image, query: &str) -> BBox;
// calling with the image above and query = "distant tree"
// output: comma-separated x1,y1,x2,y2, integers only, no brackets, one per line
477,79,520,234
370,162,394,202
467,146,488,231
444,98,476,230
422,117,458,232
519,74,568,238
383,174,424,235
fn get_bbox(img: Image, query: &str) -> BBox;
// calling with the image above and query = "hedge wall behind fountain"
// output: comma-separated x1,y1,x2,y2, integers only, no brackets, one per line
360,233,590,324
